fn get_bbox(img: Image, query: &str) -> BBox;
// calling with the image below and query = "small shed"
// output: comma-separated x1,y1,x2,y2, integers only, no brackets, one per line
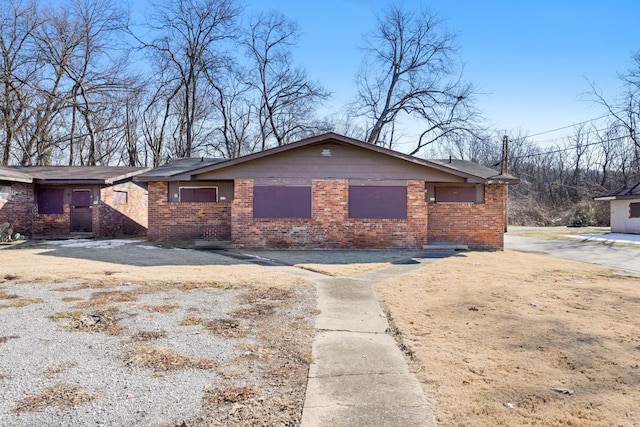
594,183,640,234
0,166,149,238
137,133,519,250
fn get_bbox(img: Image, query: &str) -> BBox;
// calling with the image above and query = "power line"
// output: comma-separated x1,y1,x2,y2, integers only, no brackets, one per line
512,134,629,161
526,113,614,138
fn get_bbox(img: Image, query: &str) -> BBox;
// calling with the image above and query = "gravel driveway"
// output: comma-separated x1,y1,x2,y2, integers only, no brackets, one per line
0,240,317,426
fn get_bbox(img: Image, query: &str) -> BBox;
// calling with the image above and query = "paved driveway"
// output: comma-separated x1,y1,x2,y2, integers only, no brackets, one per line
505,234,640,274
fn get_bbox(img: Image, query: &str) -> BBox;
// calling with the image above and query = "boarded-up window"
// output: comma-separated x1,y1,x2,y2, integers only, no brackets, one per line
435,186,477,203
349,186,407,219
113,190,128,204
253,186,312,218
180,187,217,202
37,188,64,214
630,202,640,218
0,184,10,200
72,190,91,207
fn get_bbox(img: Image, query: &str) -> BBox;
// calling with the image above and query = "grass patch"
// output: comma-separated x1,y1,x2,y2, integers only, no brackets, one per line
180,316,248,337
61,296,84,302
129,330,167,342
46,362,78,377
48,311,84,321
203,385,255,406
180,315,204,326
13,383,98,412
0,335,19,344
122,344,217,371
136,304,178,313
0,298,43,308
49,309,122,336
75,290,136,308
0,290,19,299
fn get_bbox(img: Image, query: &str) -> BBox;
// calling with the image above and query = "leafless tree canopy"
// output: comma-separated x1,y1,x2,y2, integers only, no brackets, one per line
352,4,480,154
1,0,639,226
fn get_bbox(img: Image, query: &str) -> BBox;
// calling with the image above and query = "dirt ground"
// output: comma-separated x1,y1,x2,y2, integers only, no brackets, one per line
377,249,640,427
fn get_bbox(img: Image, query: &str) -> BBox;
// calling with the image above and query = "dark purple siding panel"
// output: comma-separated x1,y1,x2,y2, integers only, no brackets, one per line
435,186,476,203
180,187,217,202
37,188,64,214
349,186,407,219
253,186,311,218
630,202,640,218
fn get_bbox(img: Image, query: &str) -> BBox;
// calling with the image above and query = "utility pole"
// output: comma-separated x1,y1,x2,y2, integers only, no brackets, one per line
502,135,509,232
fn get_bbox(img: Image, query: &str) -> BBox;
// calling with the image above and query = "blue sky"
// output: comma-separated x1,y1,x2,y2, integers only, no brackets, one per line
241,0,640,147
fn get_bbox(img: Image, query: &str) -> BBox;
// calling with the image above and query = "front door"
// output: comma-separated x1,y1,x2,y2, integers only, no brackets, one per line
71,189,92,233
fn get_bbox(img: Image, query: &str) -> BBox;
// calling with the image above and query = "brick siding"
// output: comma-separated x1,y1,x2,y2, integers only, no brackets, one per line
97,183,148,237
428,184,505,250
147,181,231,241
0,181,149,238
231,179,429,249
0,182,35,236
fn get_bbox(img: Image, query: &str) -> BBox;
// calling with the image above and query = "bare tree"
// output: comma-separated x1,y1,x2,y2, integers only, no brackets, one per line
144,0,240,158
352,3,479,154
245,11,330,150
591,50,640,150
0,0,41,165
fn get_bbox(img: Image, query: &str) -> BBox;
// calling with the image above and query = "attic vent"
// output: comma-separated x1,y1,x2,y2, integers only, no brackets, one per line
321,149,332,157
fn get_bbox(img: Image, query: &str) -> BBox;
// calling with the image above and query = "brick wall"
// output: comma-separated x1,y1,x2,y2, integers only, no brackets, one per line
1,181,150,238
0,183,35,236
147,181,232,241
428,184,505,250
231,179,429,249
97,182,148,237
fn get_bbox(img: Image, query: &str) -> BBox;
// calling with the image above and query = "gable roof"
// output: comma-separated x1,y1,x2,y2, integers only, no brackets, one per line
136,132,519,184
594,182,640,201
0,166,149,185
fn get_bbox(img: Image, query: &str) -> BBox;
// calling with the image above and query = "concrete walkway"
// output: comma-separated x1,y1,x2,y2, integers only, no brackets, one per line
300,258,441,427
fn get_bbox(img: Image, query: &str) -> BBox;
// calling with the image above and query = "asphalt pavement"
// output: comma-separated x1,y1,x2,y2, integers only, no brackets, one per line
505,232,640,274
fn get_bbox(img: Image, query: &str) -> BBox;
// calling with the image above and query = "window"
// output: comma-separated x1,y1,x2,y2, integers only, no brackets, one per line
630,202,640,218
37,188,64,214
180,187,217,202
113,190,128,204
435,186,477,203
0,184,10,200
253,186,311,218
349,186,407,219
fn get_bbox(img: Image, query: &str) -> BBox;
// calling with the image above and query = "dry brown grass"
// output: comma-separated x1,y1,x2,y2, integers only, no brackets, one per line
0,335,19,344
0,290,19,299
49,308,122,336
128,330,167,342
0,297,43,308
75,290,136,308
229,303,276,319
377,250,640,427
180,315,248,338
46,362,79,377
135,304,178,313
13,383,98,412
121,344,217,372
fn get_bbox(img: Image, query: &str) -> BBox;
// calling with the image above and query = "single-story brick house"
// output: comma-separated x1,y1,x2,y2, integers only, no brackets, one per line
594,183,640,234
137,133,519,249
0,166,149,238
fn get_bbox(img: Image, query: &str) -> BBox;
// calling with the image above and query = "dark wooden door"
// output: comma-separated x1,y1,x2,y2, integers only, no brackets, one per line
71,190,92,233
